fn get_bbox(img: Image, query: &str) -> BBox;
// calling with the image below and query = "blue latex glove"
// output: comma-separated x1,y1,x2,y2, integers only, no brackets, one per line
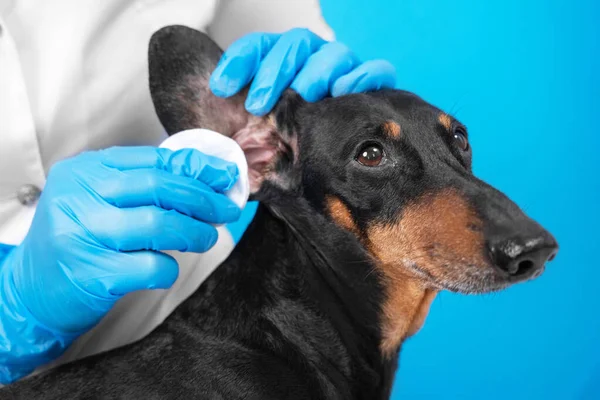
209,28,397,115
0,146,240,383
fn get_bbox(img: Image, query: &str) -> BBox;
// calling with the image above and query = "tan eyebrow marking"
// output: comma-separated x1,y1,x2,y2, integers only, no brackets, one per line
438,113,452,131
382,121,401,139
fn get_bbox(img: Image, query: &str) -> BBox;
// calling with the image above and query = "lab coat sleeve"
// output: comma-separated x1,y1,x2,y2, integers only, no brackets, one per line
207,0,335,49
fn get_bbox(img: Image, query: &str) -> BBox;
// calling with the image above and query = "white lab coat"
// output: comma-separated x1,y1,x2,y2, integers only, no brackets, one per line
0,0,333,377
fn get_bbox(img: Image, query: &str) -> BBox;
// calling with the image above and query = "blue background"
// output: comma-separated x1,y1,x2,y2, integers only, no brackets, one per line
318,1,599,399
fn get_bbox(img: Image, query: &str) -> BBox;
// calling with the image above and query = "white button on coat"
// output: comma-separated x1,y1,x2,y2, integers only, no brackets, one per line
16,184,41,206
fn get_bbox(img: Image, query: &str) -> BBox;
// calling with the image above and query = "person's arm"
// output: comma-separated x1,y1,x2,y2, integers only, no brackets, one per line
0,147,241,384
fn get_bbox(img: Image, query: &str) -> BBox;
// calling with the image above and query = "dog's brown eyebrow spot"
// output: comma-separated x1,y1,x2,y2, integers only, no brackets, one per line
326,196,359,235
438,113,452,131
382,121,401,139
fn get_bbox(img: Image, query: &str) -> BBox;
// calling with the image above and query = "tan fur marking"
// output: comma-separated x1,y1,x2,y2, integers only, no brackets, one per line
382,121,401,138
368,189,486,270
326,196,359,234
438,113,452,131
406,289,437,337
367,189,487,356
379,279,438,356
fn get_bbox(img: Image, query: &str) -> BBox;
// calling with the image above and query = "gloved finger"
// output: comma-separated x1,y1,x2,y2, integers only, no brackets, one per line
89,250,180,295
98,168,241,224
89,206,219,253
101,147,239,192
245,28,326,116
331,60,397,97
209,32,281,98
290,42,359,102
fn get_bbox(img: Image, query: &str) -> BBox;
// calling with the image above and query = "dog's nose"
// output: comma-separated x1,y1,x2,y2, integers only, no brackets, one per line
488,231,558,277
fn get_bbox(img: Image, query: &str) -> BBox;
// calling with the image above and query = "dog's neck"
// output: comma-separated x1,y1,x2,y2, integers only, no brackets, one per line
233,200,391,397
264,193,383,329
228,187,429,397
258,186,435,348
177,185,431,397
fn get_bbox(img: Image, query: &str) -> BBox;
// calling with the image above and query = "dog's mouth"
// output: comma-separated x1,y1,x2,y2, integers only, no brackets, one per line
401,258,548,295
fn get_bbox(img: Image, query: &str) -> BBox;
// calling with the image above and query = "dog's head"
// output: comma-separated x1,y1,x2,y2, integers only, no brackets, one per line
149,25,558,349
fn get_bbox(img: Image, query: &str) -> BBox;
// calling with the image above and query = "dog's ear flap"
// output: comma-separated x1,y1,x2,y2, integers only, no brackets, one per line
149,25,251,136
148,25,301,193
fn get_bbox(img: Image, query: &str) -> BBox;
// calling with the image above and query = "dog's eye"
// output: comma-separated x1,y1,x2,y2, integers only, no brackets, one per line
357,144,384,167
453,127,469,151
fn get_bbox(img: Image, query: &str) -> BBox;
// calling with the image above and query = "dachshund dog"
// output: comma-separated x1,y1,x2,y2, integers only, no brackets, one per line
1,26,558,399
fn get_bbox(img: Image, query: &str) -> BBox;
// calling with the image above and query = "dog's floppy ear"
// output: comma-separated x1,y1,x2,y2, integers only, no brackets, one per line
148,25,300,193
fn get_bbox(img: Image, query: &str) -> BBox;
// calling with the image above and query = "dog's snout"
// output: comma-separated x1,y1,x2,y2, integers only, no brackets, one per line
488,231,558,277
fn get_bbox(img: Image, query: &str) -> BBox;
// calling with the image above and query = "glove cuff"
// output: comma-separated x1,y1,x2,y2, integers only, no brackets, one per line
0,252,79,384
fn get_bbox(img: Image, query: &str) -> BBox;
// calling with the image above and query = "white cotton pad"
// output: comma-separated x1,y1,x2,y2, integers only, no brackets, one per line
159,128,250,211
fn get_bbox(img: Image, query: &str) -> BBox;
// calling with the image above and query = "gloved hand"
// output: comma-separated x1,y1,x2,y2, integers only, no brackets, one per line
0,146,240,383
210,28,397,115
